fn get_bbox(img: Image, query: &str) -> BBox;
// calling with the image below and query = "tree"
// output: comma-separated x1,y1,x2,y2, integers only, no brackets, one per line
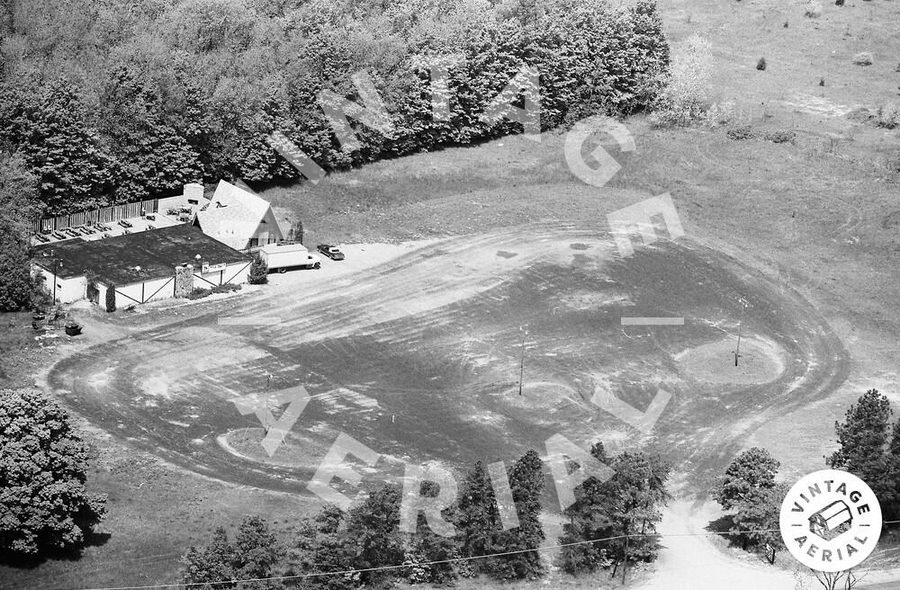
559,445,671,581
181,528,238,589
454,460,502,569
714,447,780,511
486,450,545,580
715,449,787,561
181,515,283,589
811,569,863,590
600,452,671,583
292,505,353,590
828,389,897,513
0,389,107,557
248,255,268,285
343,484,405,587
0,79,116,214
558,442,615,575
402,480,460,584
730,482,788,563
0,155,42,311
105,283,116,312
288,219,304,245
97,67,203,202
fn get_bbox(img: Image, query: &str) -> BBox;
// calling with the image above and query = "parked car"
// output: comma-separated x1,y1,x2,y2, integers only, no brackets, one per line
118,219,134,228
317,244,345,260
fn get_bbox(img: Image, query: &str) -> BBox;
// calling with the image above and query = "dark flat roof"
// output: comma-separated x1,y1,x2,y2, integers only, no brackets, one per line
33,224,249,286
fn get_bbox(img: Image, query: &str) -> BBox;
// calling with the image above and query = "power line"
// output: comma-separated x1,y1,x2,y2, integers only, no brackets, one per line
70,520,900,590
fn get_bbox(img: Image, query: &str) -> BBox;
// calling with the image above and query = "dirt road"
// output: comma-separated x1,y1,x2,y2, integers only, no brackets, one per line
46,224,847,498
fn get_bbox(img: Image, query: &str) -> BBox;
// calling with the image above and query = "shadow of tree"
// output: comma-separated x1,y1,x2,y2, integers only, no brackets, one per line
0,530,111,569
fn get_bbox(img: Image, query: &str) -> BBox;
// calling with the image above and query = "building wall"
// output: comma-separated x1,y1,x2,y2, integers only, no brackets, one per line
34,257,250,309
193,261,251,289
247,208,285,249
107,276,177,307
98,260,250,308
33,265,87,304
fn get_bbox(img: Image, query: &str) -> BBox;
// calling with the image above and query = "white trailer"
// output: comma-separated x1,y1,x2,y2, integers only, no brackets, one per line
259,243,321,273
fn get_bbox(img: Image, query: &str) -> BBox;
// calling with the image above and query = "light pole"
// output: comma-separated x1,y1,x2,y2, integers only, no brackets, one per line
518,325,528,396
48,250,62,305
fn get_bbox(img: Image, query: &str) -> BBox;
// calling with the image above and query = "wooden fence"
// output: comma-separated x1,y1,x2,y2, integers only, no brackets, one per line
33,199,159,233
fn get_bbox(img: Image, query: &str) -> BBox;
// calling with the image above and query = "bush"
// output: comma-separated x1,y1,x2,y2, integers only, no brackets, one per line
0,389,107,556
764,129,796,143
649,34,713,127
726,125,755,140
248,255,268,285
853,52,874,66
187,283,242,300
29,271,53,311
756,57,767,71
105,283,116,312
181,516,282,587
874,103,900,129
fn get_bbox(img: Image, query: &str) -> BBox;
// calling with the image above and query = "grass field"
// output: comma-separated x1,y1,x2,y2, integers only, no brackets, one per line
3,0,900,588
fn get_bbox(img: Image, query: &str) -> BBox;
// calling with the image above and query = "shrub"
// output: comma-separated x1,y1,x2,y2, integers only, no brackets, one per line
0,389,107,556
764,129,796,143
181,516,283,587
105,283,116,312
29,270,54,311
726,125,755,140
835,0,844,6
874,103,900,129
853,52,874,66
756,57,767,71
804,1,822,17
187,283,241,300
248,255,268,285
649,34,713,127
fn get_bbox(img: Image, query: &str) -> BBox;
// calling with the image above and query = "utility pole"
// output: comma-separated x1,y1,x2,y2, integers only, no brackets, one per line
734,300,746,367
518,325,528,396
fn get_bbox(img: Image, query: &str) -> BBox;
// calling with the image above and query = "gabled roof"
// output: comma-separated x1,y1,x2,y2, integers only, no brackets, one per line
194,180,274,250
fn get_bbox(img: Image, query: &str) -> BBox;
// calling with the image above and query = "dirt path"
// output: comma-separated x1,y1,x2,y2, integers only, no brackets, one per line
636,501,796,590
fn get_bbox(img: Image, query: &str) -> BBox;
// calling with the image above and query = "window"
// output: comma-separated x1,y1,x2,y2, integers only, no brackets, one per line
249,238,258,248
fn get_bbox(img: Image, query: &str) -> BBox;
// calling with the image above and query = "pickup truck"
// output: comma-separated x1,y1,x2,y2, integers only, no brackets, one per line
259,243,321,273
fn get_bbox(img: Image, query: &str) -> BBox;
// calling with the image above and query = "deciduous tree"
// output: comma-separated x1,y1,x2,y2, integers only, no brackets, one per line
0,389,107,557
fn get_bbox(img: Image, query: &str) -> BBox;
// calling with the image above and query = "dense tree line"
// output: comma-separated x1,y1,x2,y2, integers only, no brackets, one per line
0,155,43,311
0,0,669,216
182,445,671,587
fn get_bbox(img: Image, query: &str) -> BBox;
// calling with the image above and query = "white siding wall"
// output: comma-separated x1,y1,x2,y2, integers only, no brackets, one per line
33,265,87,304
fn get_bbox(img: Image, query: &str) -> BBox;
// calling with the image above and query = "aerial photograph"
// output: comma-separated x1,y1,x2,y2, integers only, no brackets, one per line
0,0,898,588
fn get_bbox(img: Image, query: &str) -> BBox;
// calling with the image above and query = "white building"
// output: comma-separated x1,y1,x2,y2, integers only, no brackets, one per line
193,180,285,251
33,225,251,307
